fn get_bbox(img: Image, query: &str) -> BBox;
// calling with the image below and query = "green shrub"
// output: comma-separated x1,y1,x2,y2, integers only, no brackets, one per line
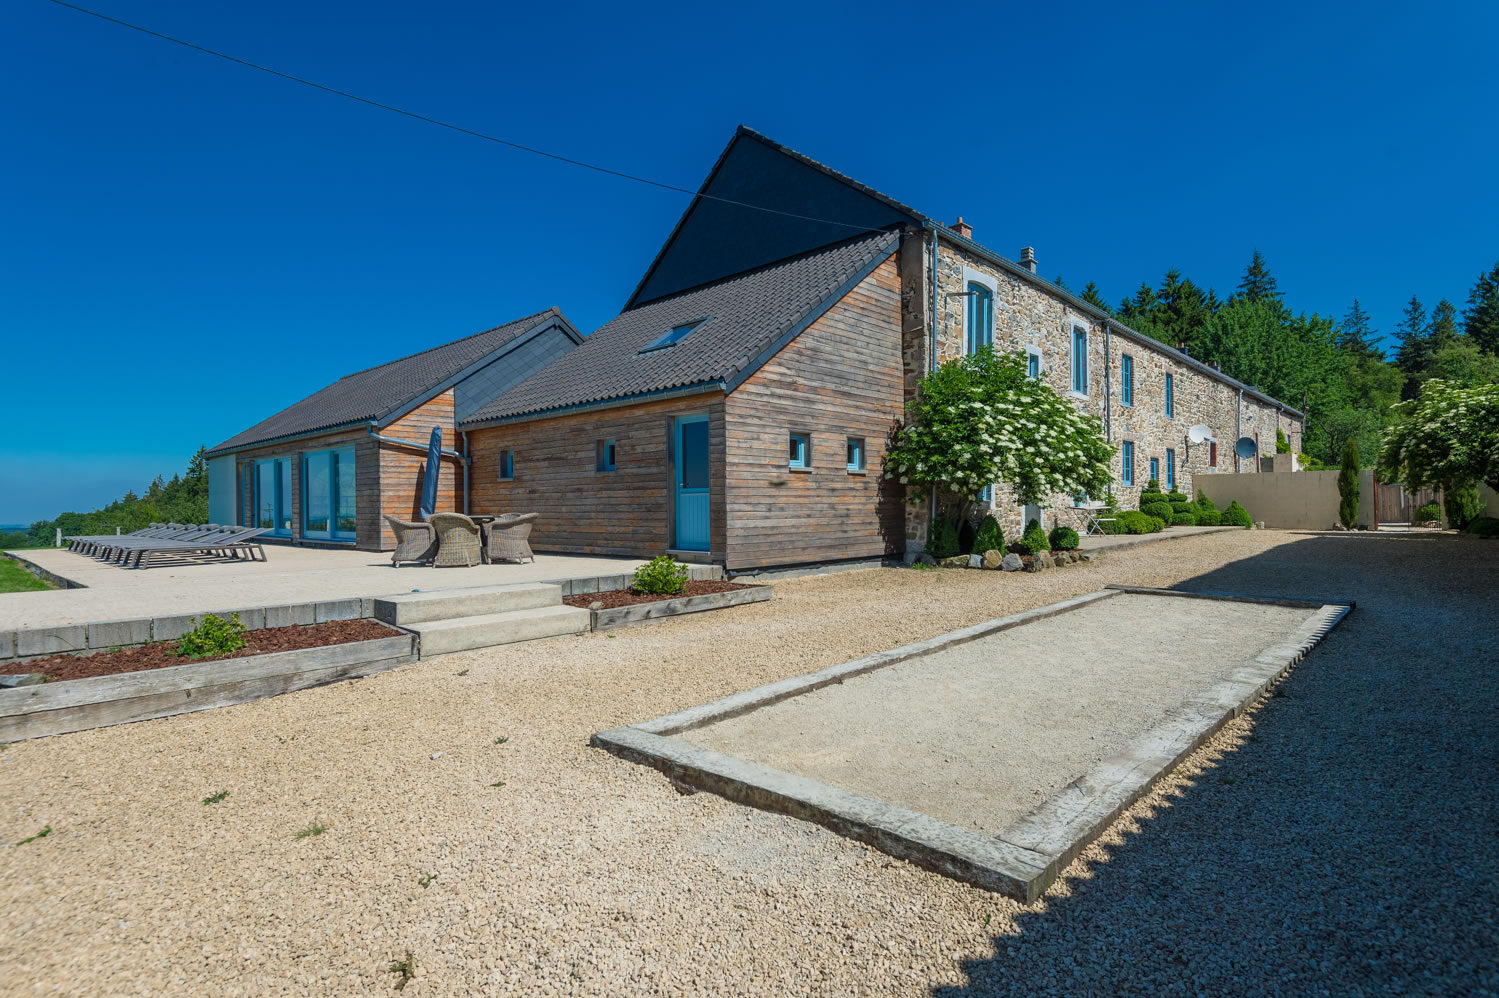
926,518,960,560
1194,490,1217,513
1145,478,1160,492
1171,511,1198,526
1142,501,1173,521
1195,509,1222,526
972,515,1005,555
1008,518,1048,555
1414,501,1442,524
1167,491,1189,503
1048,526,1079,551
1443,484,1483,531
1170,501,1193,514
1465,516,1499,538
630,555,689,596
1338,440,1360,529
1221,500,1252,528
1114,511,1163,534
174,613,248,659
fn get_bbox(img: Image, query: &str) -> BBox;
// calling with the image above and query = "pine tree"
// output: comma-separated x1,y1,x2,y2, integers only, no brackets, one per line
1428,299,1459,351
1235,250,1282,304
1395,295,1430,397
1080,282,1113,314
1463,262,1499,356
1338,299,1382,359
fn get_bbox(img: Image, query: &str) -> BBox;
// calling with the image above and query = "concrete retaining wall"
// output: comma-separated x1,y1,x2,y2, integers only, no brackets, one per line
1197,470,1378,530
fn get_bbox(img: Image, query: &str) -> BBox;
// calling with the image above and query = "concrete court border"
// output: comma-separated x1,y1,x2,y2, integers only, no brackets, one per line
592,587,1354,901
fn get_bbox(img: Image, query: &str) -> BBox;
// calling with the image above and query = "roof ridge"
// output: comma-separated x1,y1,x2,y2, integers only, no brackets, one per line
335,306,559,382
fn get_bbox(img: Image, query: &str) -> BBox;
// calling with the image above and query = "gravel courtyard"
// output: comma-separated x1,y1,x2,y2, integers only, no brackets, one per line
1,530,1495,995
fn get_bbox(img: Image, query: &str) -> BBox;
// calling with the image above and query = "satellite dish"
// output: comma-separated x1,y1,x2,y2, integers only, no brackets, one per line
1234,436,1257,459
1188,424,1213,444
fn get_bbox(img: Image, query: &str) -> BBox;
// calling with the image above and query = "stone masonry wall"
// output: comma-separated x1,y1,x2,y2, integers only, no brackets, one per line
900,236,1305,550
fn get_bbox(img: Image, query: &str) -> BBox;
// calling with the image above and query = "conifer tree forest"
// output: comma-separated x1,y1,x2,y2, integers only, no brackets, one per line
1081,251,1499,470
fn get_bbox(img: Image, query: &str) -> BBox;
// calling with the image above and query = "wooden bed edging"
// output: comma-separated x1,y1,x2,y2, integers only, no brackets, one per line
589,585,771,632
0,632,416,741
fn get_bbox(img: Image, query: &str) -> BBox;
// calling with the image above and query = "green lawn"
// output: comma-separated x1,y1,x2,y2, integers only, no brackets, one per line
0,557,53,593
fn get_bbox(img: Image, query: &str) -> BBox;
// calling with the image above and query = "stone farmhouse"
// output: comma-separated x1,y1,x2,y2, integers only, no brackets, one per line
208,127,1303,568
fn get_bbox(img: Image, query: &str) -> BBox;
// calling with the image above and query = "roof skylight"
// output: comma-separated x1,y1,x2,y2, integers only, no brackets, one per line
640,318,707,353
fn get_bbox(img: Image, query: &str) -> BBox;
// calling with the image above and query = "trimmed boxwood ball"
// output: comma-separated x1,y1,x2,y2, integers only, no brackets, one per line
1115,511,1165,534
1048,526,1079,551
1221,500,1253,527
1142,501,1173,521
1167,491,1189,503
1171,511,1198,526
973,515,1004,555
1195,509,1222,526
1466,516,1499,537
1009,518,1048,556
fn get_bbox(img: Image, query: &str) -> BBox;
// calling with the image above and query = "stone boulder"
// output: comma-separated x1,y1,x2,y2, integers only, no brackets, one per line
967,554,983,569
917,553,938,567
940,555,970,569
982,549,1006,570
1035,550,1055,569
1000,553,1022,572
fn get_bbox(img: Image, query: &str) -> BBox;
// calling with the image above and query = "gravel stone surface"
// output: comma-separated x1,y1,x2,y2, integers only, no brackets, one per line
686,593,1320,835
1,530,1494,996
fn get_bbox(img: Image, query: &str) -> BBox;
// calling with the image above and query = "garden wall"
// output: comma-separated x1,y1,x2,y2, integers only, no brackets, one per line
1200,470,1377,530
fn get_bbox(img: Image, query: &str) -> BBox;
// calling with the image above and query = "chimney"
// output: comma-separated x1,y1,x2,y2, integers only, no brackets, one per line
1020,247,1037,273
951,216,973,240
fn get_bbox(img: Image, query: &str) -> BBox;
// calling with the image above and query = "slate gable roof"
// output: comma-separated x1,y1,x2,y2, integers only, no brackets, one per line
461,231,900,426
210,308,565,454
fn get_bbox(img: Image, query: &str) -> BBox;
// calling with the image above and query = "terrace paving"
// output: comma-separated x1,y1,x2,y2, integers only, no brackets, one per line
0,545,645,630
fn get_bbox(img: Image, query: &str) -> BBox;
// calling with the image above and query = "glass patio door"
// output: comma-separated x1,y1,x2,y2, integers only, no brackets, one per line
253,458,292,536
302,447,356,541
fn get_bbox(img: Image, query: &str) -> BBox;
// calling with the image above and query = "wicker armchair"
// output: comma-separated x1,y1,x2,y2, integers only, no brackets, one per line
429,512,482,567
384,514,436,567
482,512,538,564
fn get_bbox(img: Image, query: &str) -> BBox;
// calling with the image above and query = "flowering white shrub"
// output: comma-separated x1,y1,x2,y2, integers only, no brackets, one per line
1378,379,1499,492
884,348,1113,506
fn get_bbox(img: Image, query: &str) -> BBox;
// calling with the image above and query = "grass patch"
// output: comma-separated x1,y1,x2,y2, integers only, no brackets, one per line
493,736,508,745
417,871,438,888
388,951,416,990
15,824,52,846
489,780,506,788
456,669,469,676
295,822,328,839
907,561,941,572
0,558,52,594
201,790,229,806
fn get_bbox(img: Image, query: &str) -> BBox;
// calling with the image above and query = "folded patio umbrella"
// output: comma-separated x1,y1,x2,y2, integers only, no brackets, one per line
419,427,442,520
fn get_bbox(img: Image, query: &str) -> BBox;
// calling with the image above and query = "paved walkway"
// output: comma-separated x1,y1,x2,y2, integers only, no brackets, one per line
0,546,645,629
1077,523,1238,552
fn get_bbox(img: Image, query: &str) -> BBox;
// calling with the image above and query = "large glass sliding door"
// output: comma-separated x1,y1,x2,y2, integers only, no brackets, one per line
252,458,293,536
303,447,356,542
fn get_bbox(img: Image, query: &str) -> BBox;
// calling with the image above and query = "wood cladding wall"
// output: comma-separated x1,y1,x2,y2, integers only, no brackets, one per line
468,394,727,558
377,390,460,548
723,255,906,570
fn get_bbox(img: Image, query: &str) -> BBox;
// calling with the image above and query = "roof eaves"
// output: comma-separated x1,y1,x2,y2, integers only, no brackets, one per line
206,418,371,457
458,381,725,431
930,223,1305,418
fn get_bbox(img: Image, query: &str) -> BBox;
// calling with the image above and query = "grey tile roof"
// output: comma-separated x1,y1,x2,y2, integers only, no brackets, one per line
210,308,563,453
461,231,900,426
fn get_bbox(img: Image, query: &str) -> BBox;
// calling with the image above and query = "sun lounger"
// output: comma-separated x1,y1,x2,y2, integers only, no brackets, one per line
89,525,229,562
118,526,271,569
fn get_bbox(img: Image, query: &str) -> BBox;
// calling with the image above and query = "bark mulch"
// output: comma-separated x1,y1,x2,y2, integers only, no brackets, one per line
23,620,400,683
562,580,755,610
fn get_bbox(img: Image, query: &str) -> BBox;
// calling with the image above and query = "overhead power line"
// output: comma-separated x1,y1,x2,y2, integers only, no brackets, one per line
43,0,886,234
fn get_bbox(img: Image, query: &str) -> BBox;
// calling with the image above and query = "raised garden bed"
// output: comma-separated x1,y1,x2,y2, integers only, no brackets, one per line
0,623,415,741
19,619,398,682
564,582,770,631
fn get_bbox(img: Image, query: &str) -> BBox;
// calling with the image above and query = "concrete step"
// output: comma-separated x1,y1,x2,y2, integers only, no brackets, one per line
407,604,591,657
372,583,562,626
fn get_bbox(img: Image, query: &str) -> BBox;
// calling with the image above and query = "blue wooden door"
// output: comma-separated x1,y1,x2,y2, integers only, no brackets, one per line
674,414,710,551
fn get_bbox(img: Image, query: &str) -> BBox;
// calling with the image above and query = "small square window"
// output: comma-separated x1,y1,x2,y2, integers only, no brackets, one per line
788,432,810,469
497,449,514,480
1026,346,1042,380
596,439,617,472
846,437,865,471
640,318,707,353
977,484,993,504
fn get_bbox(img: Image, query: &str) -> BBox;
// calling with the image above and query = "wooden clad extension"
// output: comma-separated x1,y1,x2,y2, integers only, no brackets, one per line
723,255,906,570
468,394,728,559
378,390,461,548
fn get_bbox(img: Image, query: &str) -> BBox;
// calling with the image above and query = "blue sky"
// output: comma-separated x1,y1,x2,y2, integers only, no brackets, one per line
2,0,1495,524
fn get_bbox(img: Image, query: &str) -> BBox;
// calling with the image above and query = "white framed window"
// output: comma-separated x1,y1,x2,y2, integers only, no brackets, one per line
1025,344,1042,379
1067,315,1090,397
962,268,998,356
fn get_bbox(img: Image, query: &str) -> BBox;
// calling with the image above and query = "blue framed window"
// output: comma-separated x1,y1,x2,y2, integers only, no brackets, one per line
977,484,993,504
788,433,810,469
1150,457,1160,485
1071,325,1088,394
1121,354,1134,406
1026,347,1041,379
1166,448,1177,489
252,457,293,536
846,437,865,471
966,282,993,354
1122,441,1135,486
1165,372,1174,418
641,318,707,353
498,449,514,480
596,439,616,472
302,447,356,541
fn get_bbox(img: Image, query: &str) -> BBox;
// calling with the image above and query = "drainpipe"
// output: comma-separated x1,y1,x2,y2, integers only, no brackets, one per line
365,422,470,510
461,430,471,514
1235,389,1243,474
1103,323,1112,443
